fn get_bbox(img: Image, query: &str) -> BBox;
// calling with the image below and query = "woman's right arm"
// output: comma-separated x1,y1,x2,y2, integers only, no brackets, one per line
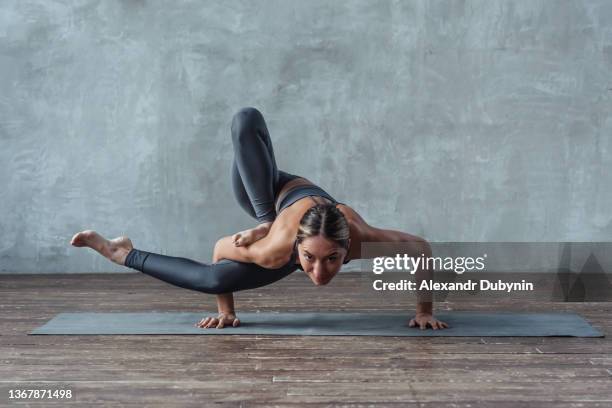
213,228,293,269
194,247,242,329
213,235,260,264
197,228,293,329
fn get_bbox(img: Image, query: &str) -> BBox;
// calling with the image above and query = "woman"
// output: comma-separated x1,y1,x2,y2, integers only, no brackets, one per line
70,107,448,330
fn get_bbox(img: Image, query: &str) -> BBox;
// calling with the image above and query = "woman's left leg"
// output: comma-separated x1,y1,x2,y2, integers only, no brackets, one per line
230,106,289,224
101,109,305,293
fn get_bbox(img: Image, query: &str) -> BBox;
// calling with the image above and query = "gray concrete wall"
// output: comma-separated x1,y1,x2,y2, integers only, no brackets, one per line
1,0,611,273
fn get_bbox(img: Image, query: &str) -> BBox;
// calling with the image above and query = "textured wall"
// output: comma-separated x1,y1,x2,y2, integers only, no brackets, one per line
1,0,611,273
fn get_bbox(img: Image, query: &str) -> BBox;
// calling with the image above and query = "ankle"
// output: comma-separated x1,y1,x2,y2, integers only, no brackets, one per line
110,247,131,266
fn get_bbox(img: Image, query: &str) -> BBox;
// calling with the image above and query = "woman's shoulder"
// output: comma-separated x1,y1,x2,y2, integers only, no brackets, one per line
335,203,371,260
335,203,369,232
255,223,297,269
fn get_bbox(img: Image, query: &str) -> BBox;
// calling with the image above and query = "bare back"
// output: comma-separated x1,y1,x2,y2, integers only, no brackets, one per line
260,179,369,268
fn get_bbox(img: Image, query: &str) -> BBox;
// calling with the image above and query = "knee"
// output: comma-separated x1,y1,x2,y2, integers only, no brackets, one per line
197,280,229,295
231,107,262,141
194,255,240,294
234,106,261,118
212,239,223,263
194,270,231,295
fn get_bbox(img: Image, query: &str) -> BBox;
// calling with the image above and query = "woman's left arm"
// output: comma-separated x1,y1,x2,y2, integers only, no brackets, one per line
361,224,449,330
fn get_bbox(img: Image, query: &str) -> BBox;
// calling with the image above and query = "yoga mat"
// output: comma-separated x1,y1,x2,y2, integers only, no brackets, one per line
30,311,603,337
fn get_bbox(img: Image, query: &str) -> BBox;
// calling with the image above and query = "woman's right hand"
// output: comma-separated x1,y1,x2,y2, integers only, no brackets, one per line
194,312,241,329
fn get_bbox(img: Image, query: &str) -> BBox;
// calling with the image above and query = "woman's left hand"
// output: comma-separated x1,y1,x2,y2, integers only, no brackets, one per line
408,313,449,330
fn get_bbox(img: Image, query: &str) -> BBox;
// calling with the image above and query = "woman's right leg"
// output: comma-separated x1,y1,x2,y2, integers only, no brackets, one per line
124,248,297,294
71,230,298,294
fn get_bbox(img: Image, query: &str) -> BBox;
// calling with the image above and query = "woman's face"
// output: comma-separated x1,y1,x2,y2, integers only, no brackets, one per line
297,235,349,286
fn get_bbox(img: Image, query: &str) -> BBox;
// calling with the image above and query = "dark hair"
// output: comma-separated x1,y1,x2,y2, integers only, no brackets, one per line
296,204,350,250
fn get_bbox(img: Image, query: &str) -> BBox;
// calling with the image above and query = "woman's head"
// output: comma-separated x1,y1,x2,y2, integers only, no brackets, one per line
296,203,351,286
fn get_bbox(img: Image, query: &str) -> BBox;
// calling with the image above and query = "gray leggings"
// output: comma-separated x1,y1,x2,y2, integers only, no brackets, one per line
124,107,300,294
230,107,299,223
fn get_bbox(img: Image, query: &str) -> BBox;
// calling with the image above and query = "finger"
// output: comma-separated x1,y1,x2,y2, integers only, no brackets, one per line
205,318,218,328
197,318,208,328
217,317,225,329
420,321,426,330
408,319,416,327
432,321,439,330
233,318,240,327
440,321,449,329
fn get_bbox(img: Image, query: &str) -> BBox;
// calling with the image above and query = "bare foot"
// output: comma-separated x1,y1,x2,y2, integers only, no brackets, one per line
232,222,272,247
70,230,134,265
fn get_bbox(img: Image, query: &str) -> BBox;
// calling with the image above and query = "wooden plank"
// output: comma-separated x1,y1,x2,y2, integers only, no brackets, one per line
0,272,610,406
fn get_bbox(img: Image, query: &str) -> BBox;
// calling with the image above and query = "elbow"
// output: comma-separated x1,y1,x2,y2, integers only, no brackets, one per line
213,239,223,263
398,234,432,258
419,239,432,258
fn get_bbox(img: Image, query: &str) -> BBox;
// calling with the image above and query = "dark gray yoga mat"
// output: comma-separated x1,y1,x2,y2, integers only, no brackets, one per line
30,311,603,337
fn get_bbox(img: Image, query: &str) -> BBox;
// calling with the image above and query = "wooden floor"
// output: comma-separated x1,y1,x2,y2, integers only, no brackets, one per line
1,272,611,407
